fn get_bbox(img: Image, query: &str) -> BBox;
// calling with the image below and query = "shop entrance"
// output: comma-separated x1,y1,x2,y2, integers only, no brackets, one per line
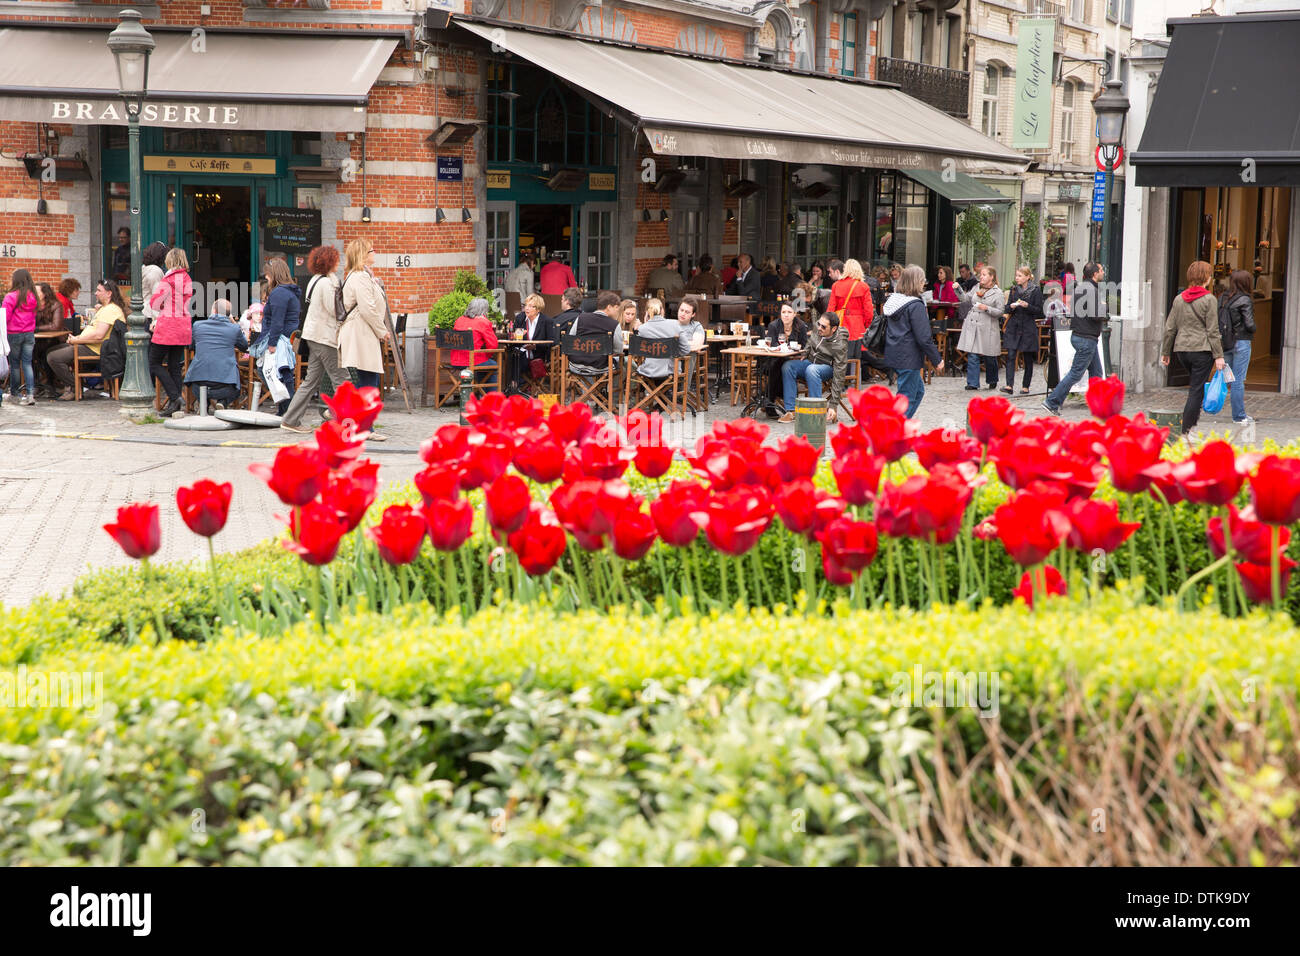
1170,186,1289,391
518,204,573,266
182,184,253,289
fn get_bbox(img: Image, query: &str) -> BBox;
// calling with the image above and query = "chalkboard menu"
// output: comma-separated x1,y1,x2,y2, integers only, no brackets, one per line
261,207,321,257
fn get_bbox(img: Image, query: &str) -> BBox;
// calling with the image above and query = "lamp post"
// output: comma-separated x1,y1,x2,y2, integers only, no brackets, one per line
1094,78,1130,288
107,10,155,418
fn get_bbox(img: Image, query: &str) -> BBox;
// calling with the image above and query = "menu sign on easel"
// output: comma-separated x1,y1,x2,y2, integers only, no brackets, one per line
261,207,321,258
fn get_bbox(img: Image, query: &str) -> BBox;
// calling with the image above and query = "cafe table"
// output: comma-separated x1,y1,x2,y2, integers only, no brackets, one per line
702,332,753,402
501,337,557,395
721,343,803,415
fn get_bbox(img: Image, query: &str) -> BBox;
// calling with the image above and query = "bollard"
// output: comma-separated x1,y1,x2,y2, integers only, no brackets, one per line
1148,410,1181,444
458,368,474,427
795,395,828,451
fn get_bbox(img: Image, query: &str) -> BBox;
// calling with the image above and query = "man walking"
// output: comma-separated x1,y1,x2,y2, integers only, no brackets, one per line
539,252,578,296
504,252,535,299
1042,262,1107,416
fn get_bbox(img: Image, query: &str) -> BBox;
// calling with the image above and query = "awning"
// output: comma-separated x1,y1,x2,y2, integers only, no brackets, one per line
906,169,1014,206
1131,13,1300,186
458,22,1029,176
0,28,398,132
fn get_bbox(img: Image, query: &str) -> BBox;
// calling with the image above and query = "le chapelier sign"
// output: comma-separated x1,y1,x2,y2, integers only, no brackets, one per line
1012,17,1056,151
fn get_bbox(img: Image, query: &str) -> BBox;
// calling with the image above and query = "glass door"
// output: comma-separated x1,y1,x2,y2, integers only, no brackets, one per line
580,202,615,292
485,201,516,292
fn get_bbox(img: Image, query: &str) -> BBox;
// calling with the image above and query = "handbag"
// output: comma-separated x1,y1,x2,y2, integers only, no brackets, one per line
528,357,548,380
826,279,860,328
1202,368,1227,415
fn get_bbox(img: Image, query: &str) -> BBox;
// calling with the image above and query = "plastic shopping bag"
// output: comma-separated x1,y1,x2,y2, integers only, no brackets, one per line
261,349,289,403
1202,369,1226,415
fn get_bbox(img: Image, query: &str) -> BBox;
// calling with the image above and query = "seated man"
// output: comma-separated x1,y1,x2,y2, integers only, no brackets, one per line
674,295,706,386
566,290,622,378
779,311,848,425
551,287,584,337
644,254,685,298
185,299,249,410
449,297,500,387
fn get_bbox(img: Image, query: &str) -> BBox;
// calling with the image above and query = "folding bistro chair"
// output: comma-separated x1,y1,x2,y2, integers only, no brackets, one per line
624,334,686,419
559,332,618,416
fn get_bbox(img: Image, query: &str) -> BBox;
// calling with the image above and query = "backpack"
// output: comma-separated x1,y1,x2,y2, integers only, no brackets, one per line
336,275,356,329
98,320,128,380
1217,296,1236,353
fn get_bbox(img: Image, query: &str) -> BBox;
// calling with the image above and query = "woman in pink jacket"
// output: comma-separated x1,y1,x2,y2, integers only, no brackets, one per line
4,269,39,405
147,247,194,415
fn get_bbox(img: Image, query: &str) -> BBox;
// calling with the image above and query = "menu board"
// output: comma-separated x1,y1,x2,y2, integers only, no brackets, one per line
261,207,321,257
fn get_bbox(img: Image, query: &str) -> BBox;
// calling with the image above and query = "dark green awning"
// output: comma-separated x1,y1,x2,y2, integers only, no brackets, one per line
906,169,1014,206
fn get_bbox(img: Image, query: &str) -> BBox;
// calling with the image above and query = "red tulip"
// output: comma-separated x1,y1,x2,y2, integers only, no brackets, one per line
822,550,856,587
507,508,568,575
1143,461,1186,506
366,504,427,565
580,435,632,480
512,429,566,485
634,443,675,480
705,488,772,556
1012,565,1067,608
282,500,348,566
1249,455,1300,526
967,395,1025,445
103,502,161,560
774,479,820,536
414,463,461,506
485,473,532,534
322,381,382,432
913,427,982,470
860,412,915,462
773,434,822,482
176,479,232,538
1175,441,1244,507
1108,421,1168,494
420,423,470,466
710,417,770,445
458,433,513,490
1064,498,1141,554
1085,375,1125,419
973,517,999,541
1063,419,1108,460
874,477,923,539
847,385,909,422
912,464,974,544
318,468,377,533
423,497,474,551
313,419,367,469
994,489,1072,566
550,479,639,551
818,517,878,572
649,481,709,547
1236,557,1297,603
249,443,328,507
612,508,658,561
545,402,599,446
832,449,886,506
1207,504,1291,564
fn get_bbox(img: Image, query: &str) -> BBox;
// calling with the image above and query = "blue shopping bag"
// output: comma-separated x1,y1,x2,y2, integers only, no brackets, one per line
1203,369,1226,414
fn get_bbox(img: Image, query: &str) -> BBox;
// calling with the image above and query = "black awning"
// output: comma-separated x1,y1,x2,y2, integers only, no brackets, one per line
1131,13,1300,187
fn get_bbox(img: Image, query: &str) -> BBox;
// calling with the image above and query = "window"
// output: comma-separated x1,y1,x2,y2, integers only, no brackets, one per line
1060,82,1076,163
842,13,857,77
1106,0,1121,21
583,206,615,291
161,130,268,153
938,15,950,71
895,178,929,268
981,65,1001,139
487,62,616,166
484,206,513,291
1070,0,1087,21
1122,0,1133,25
805,1,820,70
874,174,895,266
878,3,893,58
910,11,923,62
790,205,837,261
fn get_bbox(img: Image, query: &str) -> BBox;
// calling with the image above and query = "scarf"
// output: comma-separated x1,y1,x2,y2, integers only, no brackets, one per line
1182,286,1211,303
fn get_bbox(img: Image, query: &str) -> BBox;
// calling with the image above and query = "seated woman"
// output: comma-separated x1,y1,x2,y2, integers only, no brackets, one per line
47,278,125,400
449,296,499,387
762,300,809,417
508,293,555,390
932,266,961,304
778,311,848,425
34,282,65,399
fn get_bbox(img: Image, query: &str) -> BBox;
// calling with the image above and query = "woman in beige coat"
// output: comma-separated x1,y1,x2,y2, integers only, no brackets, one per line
338,238,390,390
280,244,351,433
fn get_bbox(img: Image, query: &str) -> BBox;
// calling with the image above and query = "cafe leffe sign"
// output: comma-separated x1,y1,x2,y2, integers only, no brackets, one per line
47,100,241,126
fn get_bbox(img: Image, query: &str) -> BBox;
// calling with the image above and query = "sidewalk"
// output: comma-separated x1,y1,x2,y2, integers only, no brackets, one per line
2,376,1298,450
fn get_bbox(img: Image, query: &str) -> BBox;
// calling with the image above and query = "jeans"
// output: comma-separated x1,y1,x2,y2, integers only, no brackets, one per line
6,331,35,397
965,354,998,388
1229,338,1252,420
149,343,186,403
782,359,832,410
1175,350,1215,433
1005,349,1034,390
1046,333,1101,411
348,368,382,390
896,368,925,419
281,342,348,427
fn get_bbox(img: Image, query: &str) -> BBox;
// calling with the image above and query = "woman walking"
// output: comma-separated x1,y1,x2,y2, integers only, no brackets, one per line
3,269,38,405
280,244,351,434
1001,266,1044,394
147,247,194,416
1160,260,1224,436
1220,269,1256,425
339,239,390,432
255,257,302,416
883,265,944,419
958,265,1004,390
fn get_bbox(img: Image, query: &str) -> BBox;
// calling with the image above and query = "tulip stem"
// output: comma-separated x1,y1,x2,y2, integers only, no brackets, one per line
1220,506,1238,619
884,539,897,608
719,550,730,607
734,556,748,608
689,544,705,611
779,530,794,607
1176,552,1233,611
1141,496,1167,598
897,541,911,607
1272,525,1282,614
311,565,325,631
749,547,767,609
207,538,223,629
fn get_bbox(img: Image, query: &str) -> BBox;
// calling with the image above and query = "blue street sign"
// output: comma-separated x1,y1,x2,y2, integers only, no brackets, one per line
1091,170,1107,222
437,156,463,182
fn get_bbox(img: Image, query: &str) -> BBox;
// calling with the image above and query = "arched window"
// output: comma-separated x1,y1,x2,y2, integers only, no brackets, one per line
981,64,1004,139
1060,81,1077,163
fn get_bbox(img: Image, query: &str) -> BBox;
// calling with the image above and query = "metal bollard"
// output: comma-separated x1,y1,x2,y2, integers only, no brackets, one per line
458,368,473,427
795,395,828,451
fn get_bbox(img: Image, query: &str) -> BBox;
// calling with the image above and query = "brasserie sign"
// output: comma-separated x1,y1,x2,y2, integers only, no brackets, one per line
48,101,242,126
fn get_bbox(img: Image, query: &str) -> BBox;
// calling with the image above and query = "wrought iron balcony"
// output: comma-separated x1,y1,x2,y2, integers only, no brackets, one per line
875,57,970,119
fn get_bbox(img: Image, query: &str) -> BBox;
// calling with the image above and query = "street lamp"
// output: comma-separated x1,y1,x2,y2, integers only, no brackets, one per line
107,9,155,418
1094,78,1130,287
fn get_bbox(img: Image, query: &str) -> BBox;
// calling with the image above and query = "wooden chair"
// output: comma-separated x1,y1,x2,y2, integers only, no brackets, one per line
624,334,687,419
559,332,618,416
729,349,759,407
72,348,120,401
423,328,503,408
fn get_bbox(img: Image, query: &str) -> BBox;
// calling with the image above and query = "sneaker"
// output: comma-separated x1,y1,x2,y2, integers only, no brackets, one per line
1233,416,1255,425
367,432,389,443
280,422,313,434
20,396,36,406
777,412,796,424
58,388,75,402
964,384,978,391
1040,401,1059,416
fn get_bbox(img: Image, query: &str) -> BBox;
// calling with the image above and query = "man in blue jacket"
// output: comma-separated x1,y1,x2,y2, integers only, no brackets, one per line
185,299,249,410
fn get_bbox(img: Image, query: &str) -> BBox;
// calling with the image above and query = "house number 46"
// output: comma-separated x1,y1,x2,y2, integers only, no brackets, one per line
0,245,16,257
394,254,412,268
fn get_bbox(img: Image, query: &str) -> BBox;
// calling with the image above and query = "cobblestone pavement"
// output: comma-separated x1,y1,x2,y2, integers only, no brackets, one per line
3,374,1297,606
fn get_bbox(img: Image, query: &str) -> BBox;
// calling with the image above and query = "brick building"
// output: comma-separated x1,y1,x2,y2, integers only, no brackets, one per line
0,0,1023,321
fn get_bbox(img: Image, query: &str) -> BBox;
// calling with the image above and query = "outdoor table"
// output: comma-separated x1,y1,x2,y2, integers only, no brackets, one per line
703,333,753,402
501,338,555,390
722,343,803,415
35,330,69,339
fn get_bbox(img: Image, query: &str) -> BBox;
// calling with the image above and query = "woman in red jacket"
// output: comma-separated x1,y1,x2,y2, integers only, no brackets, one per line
147,247,194,415
932,265,960,303
826,258,873,349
